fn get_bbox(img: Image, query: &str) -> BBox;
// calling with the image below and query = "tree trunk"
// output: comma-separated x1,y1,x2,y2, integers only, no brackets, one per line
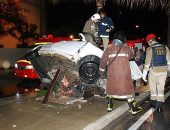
168,1,170,46
96,0,105,12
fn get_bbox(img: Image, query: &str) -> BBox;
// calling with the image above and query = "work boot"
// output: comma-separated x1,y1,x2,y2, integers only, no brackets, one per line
150,100,157,109
107,98,114,112
127,98,142,115
156,101,163,113
135,93,139,96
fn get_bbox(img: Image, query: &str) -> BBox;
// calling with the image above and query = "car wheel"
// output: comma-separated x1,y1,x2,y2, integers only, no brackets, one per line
78,55,100,84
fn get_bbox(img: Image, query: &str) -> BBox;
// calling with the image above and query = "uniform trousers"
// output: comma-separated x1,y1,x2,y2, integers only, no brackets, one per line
101,37,109,50
148,69,167,102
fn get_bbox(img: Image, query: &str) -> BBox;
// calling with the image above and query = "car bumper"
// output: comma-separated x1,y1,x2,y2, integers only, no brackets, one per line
14,69,39,79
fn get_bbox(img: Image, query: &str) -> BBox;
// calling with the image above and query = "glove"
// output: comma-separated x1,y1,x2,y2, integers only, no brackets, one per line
142,70,148,82
106,29,111,32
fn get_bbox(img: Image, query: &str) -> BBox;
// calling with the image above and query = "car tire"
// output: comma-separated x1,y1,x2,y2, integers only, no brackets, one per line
78,55,100,84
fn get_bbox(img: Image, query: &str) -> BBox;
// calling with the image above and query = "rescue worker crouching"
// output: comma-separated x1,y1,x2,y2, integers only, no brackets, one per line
142,33,170,113
82,13,100,46
99,31,142,115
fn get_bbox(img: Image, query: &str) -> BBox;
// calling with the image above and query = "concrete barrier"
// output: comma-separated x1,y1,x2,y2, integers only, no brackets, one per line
0,48,30,69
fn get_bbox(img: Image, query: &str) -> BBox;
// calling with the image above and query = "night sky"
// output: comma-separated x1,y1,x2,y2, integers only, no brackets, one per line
46,1,168,42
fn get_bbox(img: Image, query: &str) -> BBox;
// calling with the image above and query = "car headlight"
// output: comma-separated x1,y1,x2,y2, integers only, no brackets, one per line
15,63,18,68
26,65,34,69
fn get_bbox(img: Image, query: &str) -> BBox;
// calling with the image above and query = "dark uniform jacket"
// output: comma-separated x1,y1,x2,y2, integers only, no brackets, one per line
98,16,114,37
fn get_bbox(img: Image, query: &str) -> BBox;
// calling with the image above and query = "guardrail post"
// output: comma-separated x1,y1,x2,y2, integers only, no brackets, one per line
42,68,61,104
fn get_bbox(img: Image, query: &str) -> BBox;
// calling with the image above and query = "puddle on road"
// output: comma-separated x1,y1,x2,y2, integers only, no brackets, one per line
0,79,41,98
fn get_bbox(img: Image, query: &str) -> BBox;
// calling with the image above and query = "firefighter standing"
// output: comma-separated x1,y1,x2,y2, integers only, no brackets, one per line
142,33,170,112
99,31,142,115
82,13,100,46
98,9,114,50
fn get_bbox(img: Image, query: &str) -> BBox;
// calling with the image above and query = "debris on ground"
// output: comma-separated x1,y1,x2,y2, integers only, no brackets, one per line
137,84,149,93
35,64,105,105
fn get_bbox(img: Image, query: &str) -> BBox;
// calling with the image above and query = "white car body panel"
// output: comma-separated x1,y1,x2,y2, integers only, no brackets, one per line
78,42,103,59
38,41,103,63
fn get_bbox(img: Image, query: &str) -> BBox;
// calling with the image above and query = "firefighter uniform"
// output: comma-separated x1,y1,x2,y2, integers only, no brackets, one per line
143,34,170,112
83,14,100,46
98,9,114,50
144,44,170,102
99,31,142,115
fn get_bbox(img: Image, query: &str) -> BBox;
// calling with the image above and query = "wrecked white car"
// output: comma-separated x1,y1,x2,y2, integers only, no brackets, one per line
25,40,142,98
26,41,103,84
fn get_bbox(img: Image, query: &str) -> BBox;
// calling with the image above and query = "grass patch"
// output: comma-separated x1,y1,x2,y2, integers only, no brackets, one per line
36,84,60,97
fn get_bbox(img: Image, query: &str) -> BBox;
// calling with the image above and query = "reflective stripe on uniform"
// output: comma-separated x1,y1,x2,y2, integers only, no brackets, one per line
107,94,133,99
109,53,129,58
101,22,108,26
145,65,150,68
157,94,164,97
151,94,157,97
100,35,109,37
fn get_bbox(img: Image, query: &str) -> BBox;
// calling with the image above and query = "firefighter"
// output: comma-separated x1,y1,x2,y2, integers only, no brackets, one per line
82,13,100,46
98,9,114,50
142,33,170,113
99,31,142,115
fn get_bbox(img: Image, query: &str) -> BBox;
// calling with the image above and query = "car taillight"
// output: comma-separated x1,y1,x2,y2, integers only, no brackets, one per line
26,65,34,69
15,63,18,68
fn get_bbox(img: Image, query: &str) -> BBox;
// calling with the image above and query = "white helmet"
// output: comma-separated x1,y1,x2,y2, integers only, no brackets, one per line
91,13,100,21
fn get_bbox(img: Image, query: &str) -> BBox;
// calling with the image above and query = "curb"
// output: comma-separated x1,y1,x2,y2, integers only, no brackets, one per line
127,91,170,130
84,90,170,130
83,92,150,130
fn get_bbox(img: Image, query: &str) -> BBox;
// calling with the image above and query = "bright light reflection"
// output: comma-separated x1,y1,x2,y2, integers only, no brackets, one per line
16,92,20,98
135,25,139,28
70,35,74,39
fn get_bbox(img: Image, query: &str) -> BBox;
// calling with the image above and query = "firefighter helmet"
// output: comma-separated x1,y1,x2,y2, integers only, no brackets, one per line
91,14,100,21
146,34,156,42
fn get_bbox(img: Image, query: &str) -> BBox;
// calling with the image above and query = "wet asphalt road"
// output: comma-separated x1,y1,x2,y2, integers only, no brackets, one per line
139,96,170,130
0,70,40,98
105,95,170,130
0,70,170,130
0,70,122,130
